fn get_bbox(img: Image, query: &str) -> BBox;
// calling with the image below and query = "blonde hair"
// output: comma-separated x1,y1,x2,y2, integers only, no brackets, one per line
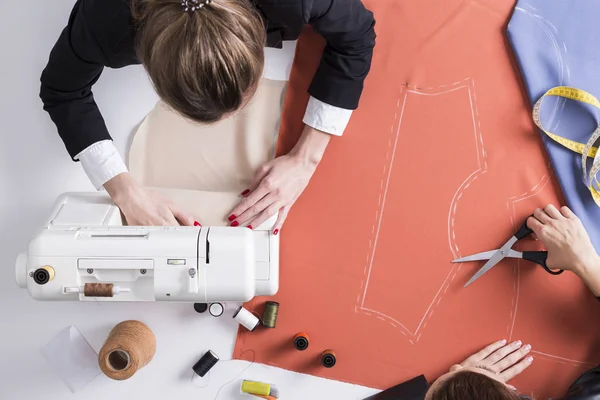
133,0,265,122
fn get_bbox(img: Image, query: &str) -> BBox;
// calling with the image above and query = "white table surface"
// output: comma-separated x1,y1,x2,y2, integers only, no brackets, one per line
0,1,379,398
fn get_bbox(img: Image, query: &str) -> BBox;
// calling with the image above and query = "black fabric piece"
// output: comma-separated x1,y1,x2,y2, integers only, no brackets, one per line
379,364,600,400
556,366,600,400
364,375,429,400
39,0,376,159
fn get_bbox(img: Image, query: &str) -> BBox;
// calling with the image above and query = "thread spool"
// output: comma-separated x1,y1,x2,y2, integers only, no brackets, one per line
193,303,208,313
321,350,336,368
209,302,224,317
293,332,309,351
233,306,261,331
98,320,156,380
33,265,55,285
261,301,279,328
192,350,219,377
84,283,114,297
241,380,279,398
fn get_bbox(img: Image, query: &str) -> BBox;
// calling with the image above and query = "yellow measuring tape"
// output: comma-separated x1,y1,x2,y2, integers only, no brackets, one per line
532,86,600,206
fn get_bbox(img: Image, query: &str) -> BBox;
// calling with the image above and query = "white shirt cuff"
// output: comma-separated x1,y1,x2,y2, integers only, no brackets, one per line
75,140,128,190
302,96,353,136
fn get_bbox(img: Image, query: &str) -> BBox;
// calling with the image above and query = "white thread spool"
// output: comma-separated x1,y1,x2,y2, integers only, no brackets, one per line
209,302,224,317
233,307,260,331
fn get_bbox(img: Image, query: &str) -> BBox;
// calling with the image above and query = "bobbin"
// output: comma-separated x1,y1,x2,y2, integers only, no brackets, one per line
321,350,336,368
32,265,54,285
293,332,309,351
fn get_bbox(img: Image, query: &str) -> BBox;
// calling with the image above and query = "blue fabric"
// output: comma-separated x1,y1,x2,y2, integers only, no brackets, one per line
508,1,600,250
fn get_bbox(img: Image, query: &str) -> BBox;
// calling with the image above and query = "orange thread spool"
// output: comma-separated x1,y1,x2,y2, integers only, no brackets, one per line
84,283,114,297
98,320,156,380
293,332,309,351
321,349,336,368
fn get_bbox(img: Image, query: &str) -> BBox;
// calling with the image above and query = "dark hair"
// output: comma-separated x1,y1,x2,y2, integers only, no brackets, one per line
132,0,266,123
430,371,524,400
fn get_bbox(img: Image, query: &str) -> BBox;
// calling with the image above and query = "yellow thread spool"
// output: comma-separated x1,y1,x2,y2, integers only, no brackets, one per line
241,380,271,396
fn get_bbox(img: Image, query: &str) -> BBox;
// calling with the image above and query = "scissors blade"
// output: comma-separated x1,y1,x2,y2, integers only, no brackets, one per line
452,251,498,263
453,249,522,263
463,236,518,288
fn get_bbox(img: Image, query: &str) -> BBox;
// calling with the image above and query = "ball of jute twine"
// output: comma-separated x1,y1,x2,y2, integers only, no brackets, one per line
98,320,156,380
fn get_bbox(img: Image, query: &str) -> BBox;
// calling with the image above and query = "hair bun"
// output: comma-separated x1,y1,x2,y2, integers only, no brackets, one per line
181,0,211,12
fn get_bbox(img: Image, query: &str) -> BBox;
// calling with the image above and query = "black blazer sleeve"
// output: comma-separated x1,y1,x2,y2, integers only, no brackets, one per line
305,0,376,110
40,1,114,159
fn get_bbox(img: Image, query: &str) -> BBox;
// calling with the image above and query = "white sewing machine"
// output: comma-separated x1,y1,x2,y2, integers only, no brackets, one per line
15,193,279,302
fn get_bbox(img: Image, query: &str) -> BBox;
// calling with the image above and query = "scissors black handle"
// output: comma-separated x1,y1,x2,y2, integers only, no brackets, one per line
516,218,564,275
522,251,564,275
515,218,534,239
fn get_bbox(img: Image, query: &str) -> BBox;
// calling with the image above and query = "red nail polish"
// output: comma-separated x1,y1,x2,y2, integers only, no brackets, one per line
228,214,236,222
231,221,239,227
247,225,253,230
241,189,250,196
194,221,201,227
273,229,279,235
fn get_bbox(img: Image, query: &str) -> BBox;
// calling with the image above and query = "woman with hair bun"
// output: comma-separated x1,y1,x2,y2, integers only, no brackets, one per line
40,0,375,230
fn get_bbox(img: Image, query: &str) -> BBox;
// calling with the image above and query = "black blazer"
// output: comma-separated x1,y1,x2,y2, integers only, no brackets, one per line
377,367,600,400
40,0,376,159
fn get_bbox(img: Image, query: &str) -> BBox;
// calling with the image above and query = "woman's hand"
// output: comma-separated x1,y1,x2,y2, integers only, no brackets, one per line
104,172,197,226
528,205,600,294
228,125,331,233
451,339,533,386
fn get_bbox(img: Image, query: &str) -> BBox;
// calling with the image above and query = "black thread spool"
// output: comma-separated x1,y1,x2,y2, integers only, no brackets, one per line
321,350,336,368
193,303,208,313
192,350,219,377
262,301,279,328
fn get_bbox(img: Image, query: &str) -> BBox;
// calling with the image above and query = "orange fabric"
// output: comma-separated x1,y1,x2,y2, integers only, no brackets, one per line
234,0,600,397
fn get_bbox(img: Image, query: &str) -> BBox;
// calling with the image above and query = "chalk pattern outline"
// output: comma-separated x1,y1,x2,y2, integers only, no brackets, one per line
354,76,593,368
355,77,486,344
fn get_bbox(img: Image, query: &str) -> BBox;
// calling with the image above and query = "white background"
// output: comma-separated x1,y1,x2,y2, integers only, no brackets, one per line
0,1,379,399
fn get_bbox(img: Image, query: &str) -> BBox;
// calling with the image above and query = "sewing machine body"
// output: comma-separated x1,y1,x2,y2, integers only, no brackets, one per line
15,193,279,302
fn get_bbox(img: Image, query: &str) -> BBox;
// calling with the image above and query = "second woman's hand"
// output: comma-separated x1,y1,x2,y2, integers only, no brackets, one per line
452,339,533,386
528,205,600,295
104,172,197,226
228,125,331,233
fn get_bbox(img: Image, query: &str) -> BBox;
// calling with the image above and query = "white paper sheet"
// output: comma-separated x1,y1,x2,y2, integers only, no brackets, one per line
41,326,101,393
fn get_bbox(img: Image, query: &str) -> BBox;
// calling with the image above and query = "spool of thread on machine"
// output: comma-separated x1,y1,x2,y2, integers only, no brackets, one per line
233,306,261,331
84,283,115,297
261,301,279,328
321,350,336,368
98,320,156,380
293,332,309,351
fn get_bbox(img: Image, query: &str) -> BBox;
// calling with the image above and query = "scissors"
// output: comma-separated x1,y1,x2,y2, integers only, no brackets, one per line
453,217,564,287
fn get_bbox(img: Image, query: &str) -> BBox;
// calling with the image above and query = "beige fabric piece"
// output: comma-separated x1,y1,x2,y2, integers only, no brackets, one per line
128,78,287,193
143,186,278,228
